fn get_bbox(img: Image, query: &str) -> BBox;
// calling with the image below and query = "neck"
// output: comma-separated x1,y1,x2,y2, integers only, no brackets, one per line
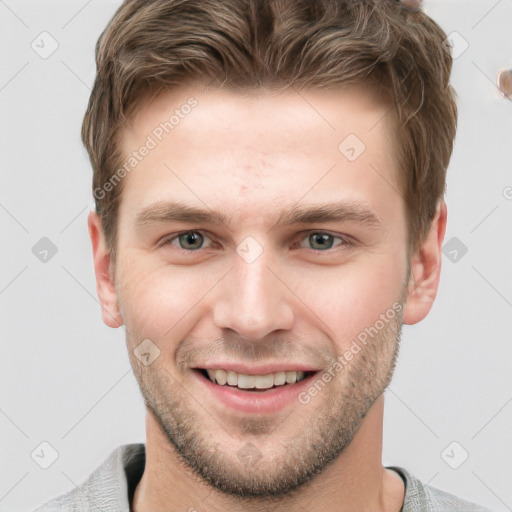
133,395,404,512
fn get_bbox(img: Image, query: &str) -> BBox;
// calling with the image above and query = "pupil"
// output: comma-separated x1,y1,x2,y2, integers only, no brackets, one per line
181,232,202,249
311,233,332,250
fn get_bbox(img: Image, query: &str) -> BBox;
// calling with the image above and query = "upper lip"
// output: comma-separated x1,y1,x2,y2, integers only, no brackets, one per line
192,362,321,375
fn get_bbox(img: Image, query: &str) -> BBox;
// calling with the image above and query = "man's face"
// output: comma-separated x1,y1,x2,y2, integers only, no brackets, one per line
111,84,411,497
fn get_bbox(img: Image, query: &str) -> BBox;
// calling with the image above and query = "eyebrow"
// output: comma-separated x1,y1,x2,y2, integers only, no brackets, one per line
136,202,228,227
276,202,382,229
135,200,383,230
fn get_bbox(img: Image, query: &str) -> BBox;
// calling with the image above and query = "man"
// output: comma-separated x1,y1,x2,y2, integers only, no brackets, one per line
34,0,493,510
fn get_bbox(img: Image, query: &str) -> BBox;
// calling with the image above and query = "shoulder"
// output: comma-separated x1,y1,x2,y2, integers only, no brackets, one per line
390,466,495,512
32,444,144,512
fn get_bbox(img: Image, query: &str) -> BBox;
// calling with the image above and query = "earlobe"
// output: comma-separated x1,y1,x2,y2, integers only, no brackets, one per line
87,211,124,328
402,201,447,325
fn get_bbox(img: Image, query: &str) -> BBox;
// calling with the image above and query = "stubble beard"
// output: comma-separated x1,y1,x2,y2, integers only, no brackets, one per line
128,306,403,501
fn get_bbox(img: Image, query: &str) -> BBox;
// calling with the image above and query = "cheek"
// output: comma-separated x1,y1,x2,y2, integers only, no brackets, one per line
116,256,209,338
291,256,404,347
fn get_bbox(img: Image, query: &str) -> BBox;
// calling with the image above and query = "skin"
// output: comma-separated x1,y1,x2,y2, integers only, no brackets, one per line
88,83,447,511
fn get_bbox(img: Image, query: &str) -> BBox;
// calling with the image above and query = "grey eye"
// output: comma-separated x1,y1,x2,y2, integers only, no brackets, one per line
307,233,336,250
177,232,204,250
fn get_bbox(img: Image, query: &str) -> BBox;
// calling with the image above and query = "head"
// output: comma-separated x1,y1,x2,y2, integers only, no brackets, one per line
86,0,456,499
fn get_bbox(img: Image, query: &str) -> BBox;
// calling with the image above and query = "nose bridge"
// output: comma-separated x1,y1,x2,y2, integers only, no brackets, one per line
213,248,294,340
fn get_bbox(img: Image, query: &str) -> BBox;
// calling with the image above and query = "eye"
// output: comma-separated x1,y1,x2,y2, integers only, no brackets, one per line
297,232,351,251
161,231,212,251
160,230,352,253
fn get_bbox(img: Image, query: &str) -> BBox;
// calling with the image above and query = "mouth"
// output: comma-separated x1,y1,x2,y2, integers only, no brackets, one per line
192,366,320,414
197,368,314,392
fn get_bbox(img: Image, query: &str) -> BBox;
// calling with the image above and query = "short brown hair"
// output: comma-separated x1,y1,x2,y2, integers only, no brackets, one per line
82,0,457,263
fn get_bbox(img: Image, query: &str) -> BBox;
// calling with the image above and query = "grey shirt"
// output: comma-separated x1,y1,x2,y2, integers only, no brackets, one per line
33,443,493,511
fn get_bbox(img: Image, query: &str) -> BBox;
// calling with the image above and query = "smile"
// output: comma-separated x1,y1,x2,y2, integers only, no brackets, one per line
193,368,319,414
201,368,312,390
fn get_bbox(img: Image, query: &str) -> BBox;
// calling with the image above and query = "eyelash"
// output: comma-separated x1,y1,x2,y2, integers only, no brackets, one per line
160,230,354,252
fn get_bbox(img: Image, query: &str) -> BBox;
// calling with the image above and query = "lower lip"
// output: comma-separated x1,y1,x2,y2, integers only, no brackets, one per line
194,370,319,414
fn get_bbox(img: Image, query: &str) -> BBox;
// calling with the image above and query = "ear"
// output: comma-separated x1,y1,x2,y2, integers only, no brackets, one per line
87,211,124,328
402,200,447,325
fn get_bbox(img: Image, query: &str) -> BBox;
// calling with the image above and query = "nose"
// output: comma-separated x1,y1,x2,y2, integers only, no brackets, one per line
213,251,295,341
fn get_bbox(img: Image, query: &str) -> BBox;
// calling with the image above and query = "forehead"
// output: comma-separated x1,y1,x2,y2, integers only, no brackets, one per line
118,83,402,229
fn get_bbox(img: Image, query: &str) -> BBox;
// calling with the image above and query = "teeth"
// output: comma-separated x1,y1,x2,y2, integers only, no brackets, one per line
205,369,308,389
255,374,274,389
238,374,256,388
274,371,286,386
215,369,227,385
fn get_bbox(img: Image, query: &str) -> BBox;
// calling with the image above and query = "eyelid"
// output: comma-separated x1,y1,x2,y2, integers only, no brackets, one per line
159,230,215,249
160,229,354,251
295,230,354,250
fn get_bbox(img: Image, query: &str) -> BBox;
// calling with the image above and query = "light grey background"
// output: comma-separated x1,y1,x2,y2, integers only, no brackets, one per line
0,1,511,510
